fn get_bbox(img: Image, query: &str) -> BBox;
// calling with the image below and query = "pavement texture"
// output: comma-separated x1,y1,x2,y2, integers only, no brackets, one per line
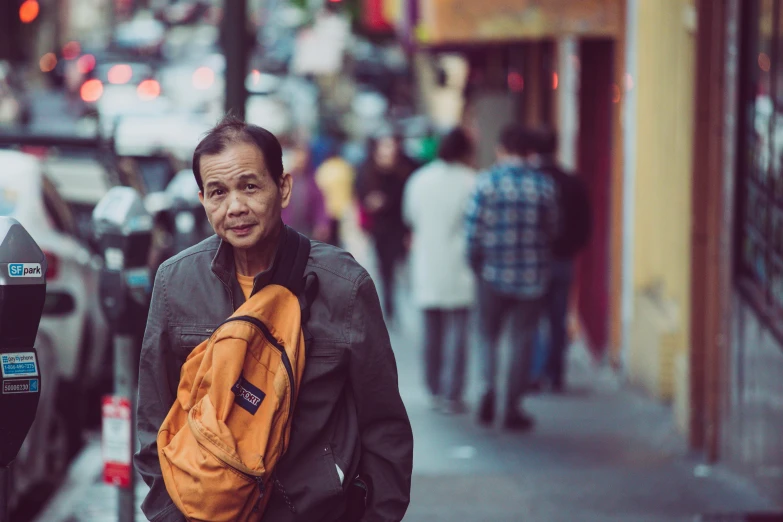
31,224,782,522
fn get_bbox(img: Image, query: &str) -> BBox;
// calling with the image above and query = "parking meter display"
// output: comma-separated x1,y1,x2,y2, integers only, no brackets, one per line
1,352,39,378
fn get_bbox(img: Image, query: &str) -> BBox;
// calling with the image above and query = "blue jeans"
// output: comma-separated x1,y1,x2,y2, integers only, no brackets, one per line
477,280,544,407
423,308,469,401
541,259,574,388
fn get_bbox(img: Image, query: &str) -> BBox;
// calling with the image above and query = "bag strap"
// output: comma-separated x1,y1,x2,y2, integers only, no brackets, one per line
266,225,319,330
270,226,311,295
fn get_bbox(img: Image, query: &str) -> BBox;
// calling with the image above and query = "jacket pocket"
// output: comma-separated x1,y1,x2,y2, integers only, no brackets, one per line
320,444,344,494
306,344,343,363
264,442,345,520
176,325,215,356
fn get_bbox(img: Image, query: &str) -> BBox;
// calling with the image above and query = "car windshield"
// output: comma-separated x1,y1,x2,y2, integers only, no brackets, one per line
135,157,173,193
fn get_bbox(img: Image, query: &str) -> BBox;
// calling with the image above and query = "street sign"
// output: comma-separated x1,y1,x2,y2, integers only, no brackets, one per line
102,395,132,488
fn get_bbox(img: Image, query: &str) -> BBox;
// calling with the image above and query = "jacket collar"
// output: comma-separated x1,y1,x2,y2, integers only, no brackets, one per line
210,222,290,309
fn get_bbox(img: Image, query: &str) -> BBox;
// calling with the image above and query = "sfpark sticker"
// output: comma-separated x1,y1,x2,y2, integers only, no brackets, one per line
1,352,39,378
8,263,42,278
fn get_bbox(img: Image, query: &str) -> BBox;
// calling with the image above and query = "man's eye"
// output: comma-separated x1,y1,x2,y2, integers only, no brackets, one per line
211,189,225,197
246,184,257,191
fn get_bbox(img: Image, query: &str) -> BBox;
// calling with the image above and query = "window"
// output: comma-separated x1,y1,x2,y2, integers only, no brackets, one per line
41,176,76,237
736,0,783,335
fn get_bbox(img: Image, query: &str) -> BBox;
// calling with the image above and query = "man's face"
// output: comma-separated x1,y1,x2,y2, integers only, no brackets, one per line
374,137,398,169
198,141,292,251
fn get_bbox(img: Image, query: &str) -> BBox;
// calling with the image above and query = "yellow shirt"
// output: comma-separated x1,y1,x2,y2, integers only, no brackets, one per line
315,157,355,220
237,272,255,301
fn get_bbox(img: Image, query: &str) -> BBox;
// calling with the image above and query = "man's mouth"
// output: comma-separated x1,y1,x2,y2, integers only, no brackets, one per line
230,224,255,232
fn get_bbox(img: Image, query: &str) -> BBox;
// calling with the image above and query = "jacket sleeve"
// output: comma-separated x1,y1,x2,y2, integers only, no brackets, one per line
134,266,186,522
464,178,486,273
349,273,414,522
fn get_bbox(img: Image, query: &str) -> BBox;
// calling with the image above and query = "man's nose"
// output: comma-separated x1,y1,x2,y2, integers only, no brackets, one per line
226,192,249,216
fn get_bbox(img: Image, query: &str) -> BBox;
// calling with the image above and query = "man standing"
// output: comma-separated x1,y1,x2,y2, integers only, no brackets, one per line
403,128,477,414
532,128,592,392
465,124,558,431
135,115,413,522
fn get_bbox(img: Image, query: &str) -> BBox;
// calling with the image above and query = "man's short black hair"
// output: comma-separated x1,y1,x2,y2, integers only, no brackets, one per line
437,127,473,163
499,124,535,157
192,114,284,192
533,127,558,156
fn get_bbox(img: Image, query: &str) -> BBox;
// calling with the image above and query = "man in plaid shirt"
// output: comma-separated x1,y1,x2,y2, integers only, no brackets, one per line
465,124,558,430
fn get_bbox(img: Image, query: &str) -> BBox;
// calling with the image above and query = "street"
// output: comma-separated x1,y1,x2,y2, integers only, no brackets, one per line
25,233,780,522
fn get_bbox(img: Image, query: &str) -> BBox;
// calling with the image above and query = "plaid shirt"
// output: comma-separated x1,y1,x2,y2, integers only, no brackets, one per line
465,160,559,298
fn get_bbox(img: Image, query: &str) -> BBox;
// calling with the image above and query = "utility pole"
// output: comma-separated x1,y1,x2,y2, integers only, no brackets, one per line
222,0,249,119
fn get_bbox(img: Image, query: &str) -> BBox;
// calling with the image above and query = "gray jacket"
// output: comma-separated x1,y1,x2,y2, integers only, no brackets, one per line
135,229,413,522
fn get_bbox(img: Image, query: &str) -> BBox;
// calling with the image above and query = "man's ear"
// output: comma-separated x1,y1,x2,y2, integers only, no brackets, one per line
280,173,293,209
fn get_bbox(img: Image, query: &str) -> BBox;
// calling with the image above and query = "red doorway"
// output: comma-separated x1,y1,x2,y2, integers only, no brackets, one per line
576,39,615,358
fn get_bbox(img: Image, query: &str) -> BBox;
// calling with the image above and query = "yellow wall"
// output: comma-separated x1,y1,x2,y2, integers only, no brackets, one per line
628,0,696,409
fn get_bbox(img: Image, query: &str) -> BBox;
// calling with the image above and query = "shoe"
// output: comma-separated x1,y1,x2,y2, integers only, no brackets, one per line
477,391,495,426
440,399,468,415
430,396,444,411
503,409,535,431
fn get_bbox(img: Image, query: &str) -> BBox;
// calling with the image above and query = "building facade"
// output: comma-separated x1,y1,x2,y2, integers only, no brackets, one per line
407,0,627,366
626,0,783,488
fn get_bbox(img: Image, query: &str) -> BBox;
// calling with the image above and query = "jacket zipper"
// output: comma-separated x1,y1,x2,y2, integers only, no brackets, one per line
220,315,296,452
188,415,267,510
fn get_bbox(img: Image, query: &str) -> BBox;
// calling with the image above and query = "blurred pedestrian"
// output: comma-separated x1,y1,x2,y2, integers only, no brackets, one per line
314,127,356,247
135,114,413,522
465,124,558,431
281,140,331,242
530,128,592,393
403,128,477,414
356,134,417,322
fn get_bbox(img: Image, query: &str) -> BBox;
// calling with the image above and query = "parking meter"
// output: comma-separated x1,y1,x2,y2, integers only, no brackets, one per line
0,217,47,522
166,169,210,252
93,187,154,333
92,187,153,522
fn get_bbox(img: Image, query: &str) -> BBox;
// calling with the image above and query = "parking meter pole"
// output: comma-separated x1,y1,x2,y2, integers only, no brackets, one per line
115,333,136,522
0,466,9,522
93,188,153,522
222,0,248,119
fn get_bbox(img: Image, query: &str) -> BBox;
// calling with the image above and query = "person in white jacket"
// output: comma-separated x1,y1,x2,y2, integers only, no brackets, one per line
403,128,477,414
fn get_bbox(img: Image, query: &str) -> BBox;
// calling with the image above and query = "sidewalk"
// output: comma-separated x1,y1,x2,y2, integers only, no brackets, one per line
32,226,781,522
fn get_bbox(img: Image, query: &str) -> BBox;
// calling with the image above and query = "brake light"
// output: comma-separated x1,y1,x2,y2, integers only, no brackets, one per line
108,64,132,84
192,67,214,90
80,79,103,102
137,79,160,100
77,54,96,74
62,41,81,60
20,146,48,159
43,251,59,280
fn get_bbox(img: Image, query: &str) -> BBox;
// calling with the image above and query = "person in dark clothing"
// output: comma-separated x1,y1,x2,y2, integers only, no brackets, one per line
356,134,418,321
465,124,559,431
531,128,592,392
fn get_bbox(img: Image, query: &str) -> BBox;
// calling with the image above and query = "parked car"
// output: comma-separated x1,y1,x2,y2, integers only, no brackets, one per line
40,149,117,244
0,150,111,459
0,61,32,126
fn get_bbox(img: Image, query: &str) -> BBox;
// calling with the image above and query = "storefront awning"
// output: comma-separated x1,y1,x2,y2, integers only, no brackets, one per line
415,0,623,45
